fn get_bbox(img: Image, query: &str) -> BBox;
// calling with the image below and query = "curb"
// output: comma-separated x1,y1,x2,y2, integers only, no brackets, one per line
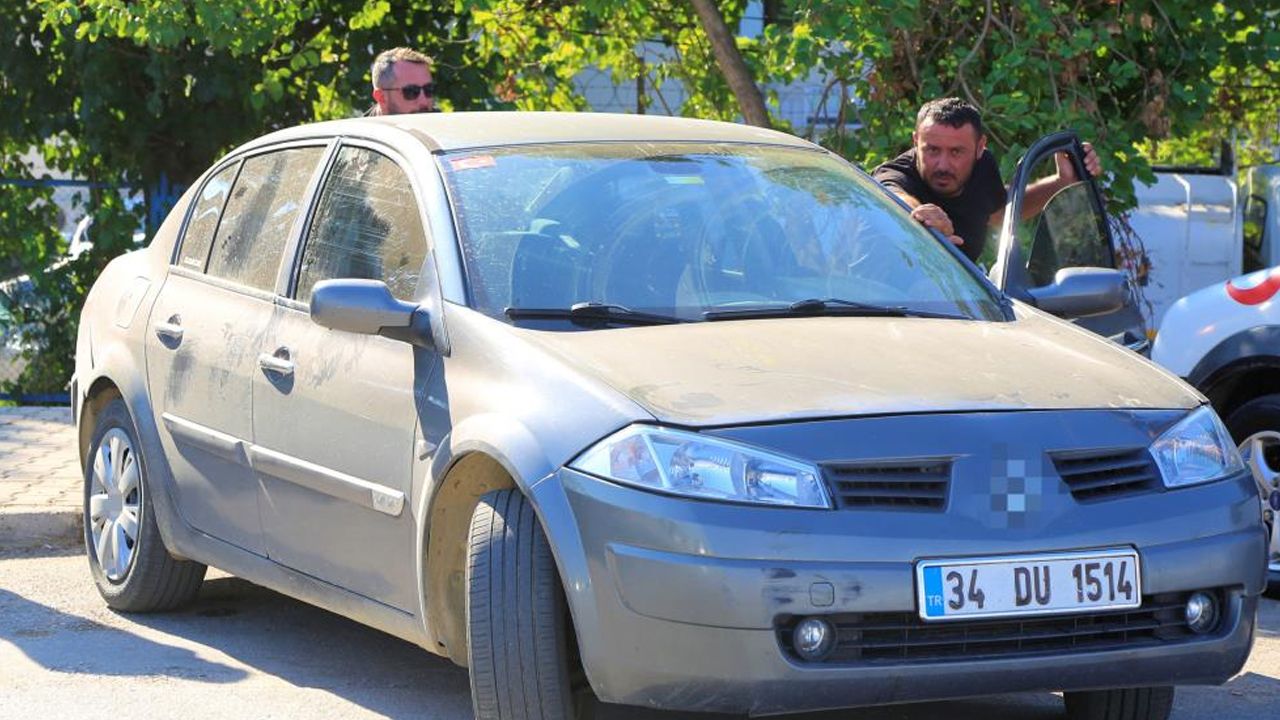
0,507,82,549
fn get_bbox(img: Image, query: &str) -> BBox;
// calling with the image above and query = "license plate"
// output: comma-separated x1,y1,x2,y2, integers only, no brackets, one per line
916,549,1141,621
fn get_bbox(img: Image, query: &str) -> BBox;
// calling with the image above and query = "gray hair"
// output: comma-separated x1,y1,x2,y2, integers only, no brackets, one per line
371,47,433,89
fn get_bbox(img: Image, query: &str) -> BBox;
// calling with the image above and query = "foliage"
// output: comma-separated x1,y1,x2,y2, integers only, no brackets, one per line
466,1,1279,209
782,1,1277,209
0,0,499,396
2,0,1277,397
463,0,770,121
463,0,1277,336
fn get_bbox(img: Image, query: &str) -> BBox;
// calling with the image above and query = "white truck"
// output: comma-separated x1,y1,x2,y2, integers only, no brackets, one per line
1129,160,1280,331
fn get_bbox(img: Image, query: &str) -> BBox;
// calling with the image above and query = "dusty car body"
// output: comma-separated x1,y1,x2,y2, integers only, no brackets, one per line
74,113,1267,719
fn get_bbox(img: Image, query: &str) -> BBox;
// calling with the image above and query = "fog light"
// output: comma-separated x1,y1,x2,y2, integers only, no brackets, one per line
793,617,834,661
1184,592,1218,634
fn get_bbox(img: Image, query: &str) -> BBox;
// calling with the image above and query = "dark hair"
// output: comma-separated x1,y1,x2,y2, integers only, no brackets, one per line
915,97,984,137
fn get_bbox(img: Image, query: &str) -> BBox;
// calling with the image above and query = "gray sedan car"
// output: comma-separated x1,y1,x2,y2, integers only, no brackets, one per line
73,113,1267,720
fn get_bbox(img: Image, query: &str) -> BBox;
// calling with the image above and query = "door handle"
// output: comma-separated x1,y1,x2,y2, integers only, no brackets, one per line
258,348,295,376
155,315,183,343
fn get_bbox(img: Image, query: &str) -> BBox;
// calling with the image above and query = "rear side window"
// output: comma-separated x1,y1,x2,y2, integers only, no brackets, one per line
294,146,428,302
206,146,324,291
177,162,239,272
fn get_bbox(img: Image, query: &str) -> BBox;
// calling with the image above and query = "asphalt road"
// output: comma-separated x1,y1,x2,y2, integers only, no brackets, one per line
1,543,1276,720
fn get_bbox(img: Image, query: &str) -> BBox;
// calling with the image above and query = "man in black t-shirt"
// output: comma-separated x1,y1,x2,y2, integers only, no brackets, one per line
873,97,1101,263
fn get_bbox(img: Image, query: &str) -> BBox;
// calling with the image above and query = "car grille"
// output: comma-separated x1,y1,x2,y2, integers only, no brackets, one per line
821,458,952,511
779,592,1205,665
1051,447,1159,501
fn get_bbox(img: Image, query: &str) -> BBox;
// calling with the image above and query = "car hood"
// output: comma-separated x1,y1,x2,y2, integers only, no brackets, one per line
518,306,1201,426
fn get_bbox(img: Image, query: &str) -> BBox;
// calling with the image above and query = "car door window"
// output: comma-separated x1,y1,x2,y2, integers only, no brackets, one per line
206,147,325,291
176,161,240,272
294,146,428,302
1014,153,1111,287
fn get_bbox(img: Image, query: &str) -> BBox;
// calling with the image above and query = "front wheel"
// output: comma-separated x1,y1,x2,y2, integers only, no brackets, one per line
84,396,206,611
466,489,585,720
1225,394,1280,593
1063,686,1174,720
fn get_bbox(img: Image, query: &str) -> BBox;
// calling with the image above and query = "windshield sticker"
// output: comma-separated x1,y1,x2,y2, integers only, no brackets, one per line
664,175,704,185
449,155,497,171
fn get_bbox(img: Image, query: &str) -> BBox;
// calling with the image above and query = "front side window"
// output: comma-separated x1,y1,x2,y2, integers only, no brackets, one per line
1024,181,1112,287
177,161,239,272
441,143,1006,325
1014,151,1112,287
206,146,324,291
295,146,429,302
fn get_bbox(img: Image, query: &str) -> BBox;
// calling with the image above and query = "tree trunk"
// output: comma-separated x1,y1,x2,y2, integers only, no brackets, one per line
688,0,771,128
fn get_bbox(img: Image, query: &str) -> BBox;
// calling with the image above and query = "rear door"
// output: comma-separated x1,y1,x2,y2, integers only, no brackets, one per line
250,140,437,612
990,131,1148,351
145,144,328,553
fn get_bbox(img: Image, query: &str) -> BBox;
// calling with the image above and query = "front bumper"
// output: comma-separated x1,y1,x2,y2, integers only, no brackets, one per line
532,457,1266,716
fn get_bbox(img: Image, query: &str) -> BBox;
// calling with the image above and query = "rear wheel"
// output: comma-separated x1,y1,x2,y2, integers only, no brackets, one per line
466,489,586,720
1224,394,1280,594
1063,686,1174,720
85,396,206,611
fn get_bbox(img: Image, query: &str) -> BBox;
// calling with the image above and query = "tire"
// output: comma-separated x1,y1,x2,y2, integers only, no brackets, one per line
1063,686,1174,720
1224,394,1280,595
84,396,206,611
466,489,581,720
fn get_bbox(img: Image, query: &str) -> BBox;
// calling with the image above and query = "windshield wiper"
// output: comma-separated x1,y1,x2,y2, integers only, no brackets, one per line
505,301,684,326
703,297,964,321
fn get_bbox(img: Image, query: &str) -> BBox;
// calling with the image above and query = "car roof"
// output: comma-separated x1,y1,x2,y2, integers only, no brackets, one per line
240,111,818,154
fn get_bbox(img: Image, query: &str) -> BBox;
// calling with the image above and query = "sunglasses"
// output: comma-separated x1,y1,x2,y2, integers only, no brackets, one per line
387,83,435,101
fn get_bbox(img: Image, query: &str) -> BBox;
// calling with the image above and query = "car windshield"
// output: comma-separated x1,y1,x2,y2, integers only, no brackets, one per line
441,142,1006,326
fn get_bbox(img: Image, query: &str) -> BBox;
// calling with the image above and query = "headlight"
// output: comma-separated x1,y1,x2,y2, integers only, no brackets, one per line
1150,406,1245,488
570,425,831,508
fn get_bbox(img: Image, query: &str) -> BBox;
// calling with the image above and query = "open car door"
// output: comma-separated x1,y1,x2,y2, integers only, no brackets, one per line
989,131,1149,353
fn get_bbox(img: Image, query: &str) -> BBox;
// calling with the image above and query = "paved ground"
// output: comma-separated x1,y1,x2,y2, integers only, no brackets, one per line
0,406,81,548
1,545,1275,720
0,406,1276,718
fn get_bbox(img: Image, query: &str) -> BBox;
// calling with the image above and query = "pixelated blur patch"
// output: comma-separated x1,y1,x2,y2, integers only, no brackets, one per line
988,448,1055,529
449,155,496,171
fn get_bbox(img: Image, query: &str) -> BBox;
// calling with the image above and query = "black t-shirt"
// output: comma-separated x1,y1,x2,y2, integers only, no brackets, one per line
873,148,1007,262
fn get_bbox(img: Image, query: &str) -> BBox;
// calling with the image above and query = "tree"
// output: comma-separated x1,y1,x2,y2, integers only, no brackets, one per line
0,0,501,396
773,1,1278,204
466,1,1279,208
3,0,1277,396
689,0,770,127
462,0,781,124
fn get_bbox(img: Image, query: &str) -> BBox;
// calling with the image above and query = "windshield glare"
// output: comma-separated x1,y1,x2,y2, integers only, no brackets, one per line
441,143,1006,325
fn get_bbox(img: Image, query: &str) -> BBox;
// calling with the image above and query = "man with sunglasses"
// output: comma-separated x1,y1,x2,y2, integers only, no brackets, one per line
368,47,436,116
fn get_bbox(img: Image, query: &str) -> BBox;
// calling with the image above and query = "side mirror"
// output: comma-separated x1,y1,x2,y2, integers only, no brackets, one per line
309,279,433,348
1026,267,1128,319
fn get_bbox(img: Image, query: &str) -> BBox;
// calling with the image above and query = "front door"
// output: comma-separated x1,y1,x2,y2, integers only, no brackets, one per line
251,142,435,612
991,131,1148,350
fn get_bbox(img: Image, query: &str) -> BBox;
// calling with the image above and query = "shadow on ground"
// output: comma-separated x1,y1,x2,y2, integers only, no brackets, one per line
124,575,473,719
116,576,1280,720
0,586,246,682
